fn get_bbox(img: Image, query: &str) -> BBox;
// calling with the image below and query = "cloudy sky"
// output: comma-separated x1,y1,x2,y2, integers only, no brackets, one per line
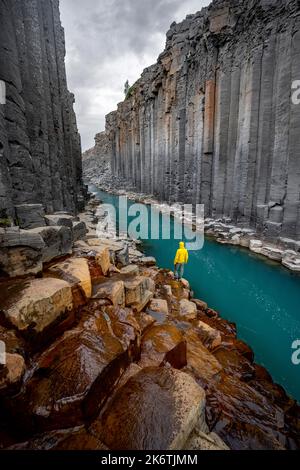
60,0,210,151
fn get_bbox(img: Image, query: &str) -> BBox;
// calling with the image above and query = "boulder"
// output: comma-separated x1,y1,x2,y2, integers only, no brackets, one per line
180,278,190,289
116,244,130,267
229,234,241,245
179,299,197,321
78,304,140,357
120,265,139,276
129,248,144,261
45,214,75,228
72,221,87,241
0,353,25,393
146,298,169,324
15,204,46,229
47,258,92,303
191,299,208,311
93,280,125,307
212,345,255,381
11,327,128,432
0,325,26,356
239,235,251,248
184,329,222,385
138,256,156,267
261,245,283,261
74,241,110,276
89,367,206,450
195,321,222,350
162,284,173,297
0,278,73,334
90,245,111,277
0,228,45,250
147,298,169,315
282,251,300,272
0,228,45,277
86,239,124,265
249,239,263,254
124,276,154,312
86,238,123,250
139,324,187,369
27,226,73,263
206,374,287,450
135,312,156,334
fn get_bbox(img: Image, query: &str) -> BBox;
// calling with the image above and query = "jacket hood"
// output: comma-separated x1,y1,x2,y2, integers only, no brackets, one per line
179,242,185,248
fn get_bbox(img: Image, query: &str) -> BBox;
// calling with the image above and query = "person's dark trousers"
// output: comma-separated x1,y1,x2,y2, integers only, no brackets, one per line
174,263,184,280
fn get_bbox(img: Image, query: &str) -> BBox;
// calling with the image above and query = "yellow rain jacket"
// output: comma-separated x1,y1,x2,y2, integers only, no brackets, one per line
174,242,189,265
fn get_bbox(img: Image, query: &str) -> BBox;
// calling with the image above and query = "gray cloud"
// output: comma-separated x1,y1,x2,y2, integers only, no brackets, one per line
60,0,210,150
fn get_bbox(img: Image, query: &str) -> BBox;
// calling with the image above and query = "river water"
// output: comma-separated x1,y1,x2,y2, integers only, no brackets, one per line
89,185,300,402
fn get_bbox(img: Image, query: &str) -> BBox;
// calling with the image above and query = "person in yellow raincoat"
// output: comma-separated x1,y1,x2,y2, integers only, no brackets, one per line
174,241,189,280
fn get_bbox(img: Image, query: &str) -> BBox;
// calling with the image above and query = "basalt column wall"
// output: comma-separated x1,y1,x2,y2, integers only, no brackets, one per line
106,0,300,241
0,0,84,221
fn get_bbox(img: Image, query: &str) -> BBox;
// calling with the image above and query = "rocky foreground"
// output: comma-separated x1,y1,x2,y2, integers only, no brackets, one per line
0,197,300,451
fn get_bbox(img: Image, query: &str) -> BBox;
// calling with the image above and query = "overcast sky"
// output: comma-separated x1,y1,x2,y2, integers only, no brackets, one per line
60,0,210,151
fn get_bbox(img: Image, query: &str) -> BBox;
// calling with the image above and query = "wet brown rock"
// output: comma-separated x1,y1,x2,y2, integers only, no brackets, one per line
0,325,26,356
183,329,222,386
162,285,173,297
93,280,125,307
206,308,219,318
77,303,140,365
0,353,25,393
195,321,222,350
191,299,208,312
181,289,190,300
138,256,156,267
89,246,110,277
46,258,92,306
0,278,73,335
0,228,45,277
90,367,206,450
115,363,142,391
183,429,229,451
212,346,255,381
139,324,187,369
206,374,287,450
120,265,139,276
146,298,169,324
73,242,110,277
180,279,190,289
124,276,154,313
224,338,255,363
11,327,129,433
8,426,108,450
179,299,197,321
198,314,237,337
103,305,141,354
135,312,156,334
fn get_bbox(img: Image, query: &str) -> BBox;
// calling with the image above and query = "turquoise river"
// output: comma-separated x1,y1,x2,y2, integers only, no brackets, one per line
90,185,300,402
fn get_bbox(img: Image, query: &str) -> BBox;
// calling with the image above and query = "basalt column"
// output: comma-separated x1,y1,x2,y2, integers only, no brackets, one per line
0,0,84,223
106,0,300,242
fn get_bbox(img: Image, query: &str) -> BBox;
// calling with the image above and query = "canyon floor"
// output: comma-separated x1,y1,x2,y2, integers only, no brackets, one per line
0,196,299,451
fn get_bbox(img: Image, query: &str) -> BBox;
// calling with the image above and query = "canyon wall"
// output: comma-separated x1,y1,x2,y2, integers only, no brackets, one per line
105,0,300,241
0,0,84,224
83,131,111,172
